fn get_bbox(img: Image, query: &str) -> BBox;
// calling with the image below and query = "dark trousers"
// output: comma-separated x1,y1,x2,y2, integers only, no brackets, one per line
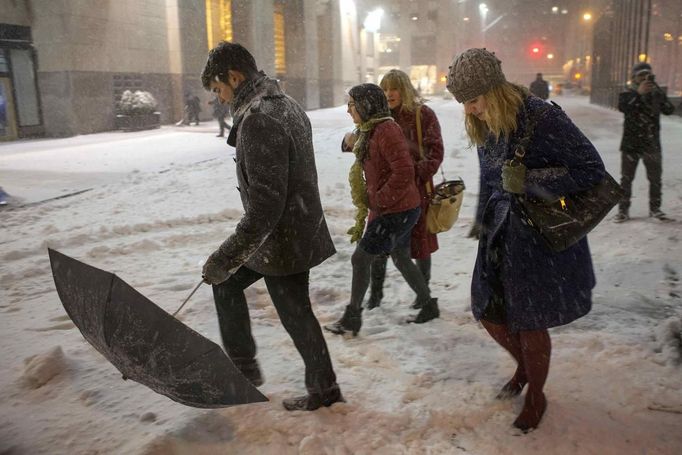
217,116,231,136
212,266,337,394
619,148,662,213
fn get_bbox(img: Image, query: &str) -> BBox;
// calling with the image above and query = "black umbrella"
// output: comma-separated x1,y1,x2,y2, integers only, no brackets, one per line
48,248,268,408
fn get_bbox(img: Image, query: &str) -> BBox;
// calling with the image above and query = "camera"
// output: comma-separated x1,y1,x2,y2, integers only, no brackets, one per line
646,73,656,82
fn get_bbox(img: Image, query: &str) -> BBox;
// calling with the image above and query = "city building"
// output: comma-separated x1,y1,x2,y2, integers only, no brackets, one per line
0,0,369,140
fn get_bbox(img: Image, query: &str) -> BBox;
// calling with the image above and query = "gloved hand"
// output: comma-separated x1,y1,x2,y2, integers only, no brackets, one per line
202,250,231,285
467,223,481,239
501,160,527,194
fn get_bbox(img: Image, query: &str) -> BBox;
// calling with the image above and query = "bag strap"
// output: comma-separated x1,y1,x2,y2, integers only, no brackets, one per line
416,106,434,195
511,100,559,165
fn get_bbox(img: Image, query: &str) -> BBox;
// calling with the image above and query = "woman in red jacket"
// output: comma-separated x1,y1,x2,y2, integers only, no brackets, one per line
367,70,444,317
325,84,439,336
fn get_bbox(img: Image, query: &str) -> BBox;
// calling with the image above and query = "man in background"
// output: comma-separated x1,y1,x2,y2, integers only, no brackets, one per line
614,62,676,222
529,73,549,100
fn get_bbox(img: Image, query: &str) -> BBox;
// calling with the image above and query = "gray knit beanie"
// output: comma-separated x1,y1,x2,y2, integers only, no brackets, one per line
446,48,507,103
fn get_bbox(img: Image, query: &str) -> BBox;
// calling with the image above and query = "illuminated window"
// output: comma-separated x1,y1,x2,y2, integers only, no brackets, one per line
274,3,286,75
206,0,232,50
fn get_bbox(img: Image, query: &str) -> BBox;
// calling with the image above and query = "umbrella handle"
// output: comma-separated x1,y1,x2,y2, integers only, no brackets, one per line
172,280,205,317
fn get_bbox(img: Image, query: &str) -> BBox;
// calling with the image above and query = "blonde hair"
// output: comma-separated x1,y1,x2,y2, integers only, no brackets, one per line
379,69,424,113
465,82,528,146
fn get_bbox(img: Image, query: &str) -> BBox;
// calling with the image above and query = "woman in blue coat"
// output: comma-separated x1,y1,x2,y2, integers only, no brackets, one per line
446,49,606,431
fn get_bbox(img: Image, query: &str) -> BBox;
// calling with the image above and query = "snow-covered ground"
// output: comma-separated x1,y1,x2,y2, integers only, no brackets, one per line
1,95,681,455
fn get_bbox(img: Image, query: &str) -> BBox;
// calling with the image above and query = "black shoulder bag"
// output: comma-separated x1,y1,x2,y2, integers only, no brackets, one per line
512,103,624,252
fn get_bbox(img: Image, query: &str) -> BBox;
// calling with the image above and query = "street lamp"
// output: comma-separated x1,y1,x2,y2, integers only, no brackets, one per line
479,3,488,46
363,8,384,33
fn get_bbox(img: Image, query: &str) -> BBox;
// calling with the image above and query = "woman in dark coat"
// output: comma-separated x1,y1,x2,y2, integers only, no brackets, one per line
366,69,444,318
446,49,605,431
325,84,439,336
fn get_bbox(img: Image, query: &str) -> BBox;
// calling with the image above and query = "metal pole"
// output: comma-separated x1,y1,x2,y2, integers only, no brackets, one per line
172,280,205,317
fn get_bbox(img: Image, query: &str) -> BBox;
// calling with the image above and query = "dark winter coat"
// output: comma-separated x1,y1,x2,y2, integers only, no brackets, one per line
219,73,335,276
392,105,444,259
363,120,421,222
618,87,676,153
471,95,605,332
529,78,549,100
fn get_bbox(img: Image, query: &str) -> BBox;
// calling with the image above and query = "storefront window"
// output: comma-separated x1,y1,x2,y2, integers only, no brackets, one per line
0,49,8,73
274,3,286,75
10,48,40,126
206,0,233,50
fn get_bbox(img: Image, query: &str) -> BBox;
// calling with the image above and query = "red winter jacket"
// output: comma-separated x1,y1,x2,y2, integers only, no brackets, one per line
363,120,421,221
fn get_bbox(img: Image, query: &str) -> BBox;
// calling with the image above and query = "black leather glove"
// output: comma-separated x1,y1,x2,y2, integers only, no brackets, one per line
202,250,231,285
501,160,526,194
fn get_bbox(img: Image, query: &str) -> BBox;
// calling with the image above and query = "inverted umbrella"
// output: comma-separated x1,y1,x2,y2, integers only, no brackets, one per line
48,248,268,408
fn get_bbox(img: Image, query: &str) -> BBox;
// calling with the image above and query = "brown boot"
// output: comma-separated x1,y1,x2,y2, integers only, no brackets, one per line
513,392,547,432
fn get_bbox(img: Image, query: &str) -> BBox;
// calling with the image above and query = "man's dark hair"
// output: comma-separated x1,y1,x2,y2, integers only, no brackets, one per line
201,42,259,89
536,73,543,78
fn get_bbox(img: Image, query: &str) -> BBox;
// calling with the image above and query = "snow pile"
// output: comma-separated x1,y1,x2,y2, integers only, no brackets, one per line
655,317,682,366
20,346,67,389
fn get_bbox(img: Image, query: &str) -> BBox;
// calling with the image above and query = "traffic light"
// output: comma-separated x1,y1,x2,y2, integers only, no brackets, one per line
529,43,543,58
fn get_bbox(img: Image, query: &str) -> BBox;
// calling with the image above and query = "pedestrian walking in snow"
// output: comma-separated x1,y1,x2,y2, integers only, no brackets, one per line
529,73,549,100
209,95,231,137
364,69,444,313
325,83,439,337
447,48,606,431
200,42,342,411
184,92,201,125
614,62,676,222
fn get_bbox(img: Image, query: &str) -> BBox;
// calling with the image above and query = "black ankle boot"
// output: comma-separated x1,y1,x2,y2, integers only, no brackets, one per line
407,298,439,324
324,306,363,336
282,384,345,411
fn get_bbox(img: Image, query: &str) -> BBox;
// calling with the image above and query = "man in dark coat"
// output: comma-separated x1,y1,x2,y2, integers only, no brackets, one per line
529,73,549,100
200,42,342,411
615,62,676,222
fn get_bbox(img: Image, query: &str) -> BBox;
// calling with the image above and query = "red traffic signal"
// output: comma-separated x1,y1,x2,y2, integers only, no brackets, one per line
529,44,543,57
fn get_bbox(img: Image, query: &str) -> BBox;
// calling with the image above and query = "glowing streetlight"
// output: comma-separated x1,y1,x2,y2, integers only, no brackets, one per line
363,8,384,33
551,6,559,14
582,12,592,21
479,3,489,46
547,53,555,60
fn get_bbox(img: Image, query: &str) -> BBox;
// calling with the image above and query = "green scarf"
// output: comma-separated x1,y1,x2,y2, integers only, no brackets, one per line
347,116,394,243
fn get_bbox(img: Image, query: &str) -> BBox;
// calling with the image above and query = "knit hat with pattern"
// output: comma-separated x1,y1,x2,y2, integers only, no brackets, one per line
446,48,506,103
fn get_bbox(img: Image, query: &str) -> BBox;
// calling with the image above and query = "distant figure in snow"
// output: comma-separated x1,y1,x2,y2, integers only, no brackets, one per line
529,73,549,100
209,95,231,137
184,92,201,125
200,42,342,411
614,62,676,223
447,48,605,432
0,186,8,206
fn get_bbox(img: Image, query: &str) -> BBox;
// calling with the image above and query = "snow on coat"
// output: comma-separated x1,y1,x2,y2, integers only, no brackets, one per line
471,95,606,332
218,74,336,276
618,87,676,153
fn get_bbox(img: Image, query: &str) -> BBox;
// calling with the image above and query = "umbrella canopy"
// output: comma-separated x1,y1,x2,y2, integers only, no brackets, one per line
48,248,268,408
